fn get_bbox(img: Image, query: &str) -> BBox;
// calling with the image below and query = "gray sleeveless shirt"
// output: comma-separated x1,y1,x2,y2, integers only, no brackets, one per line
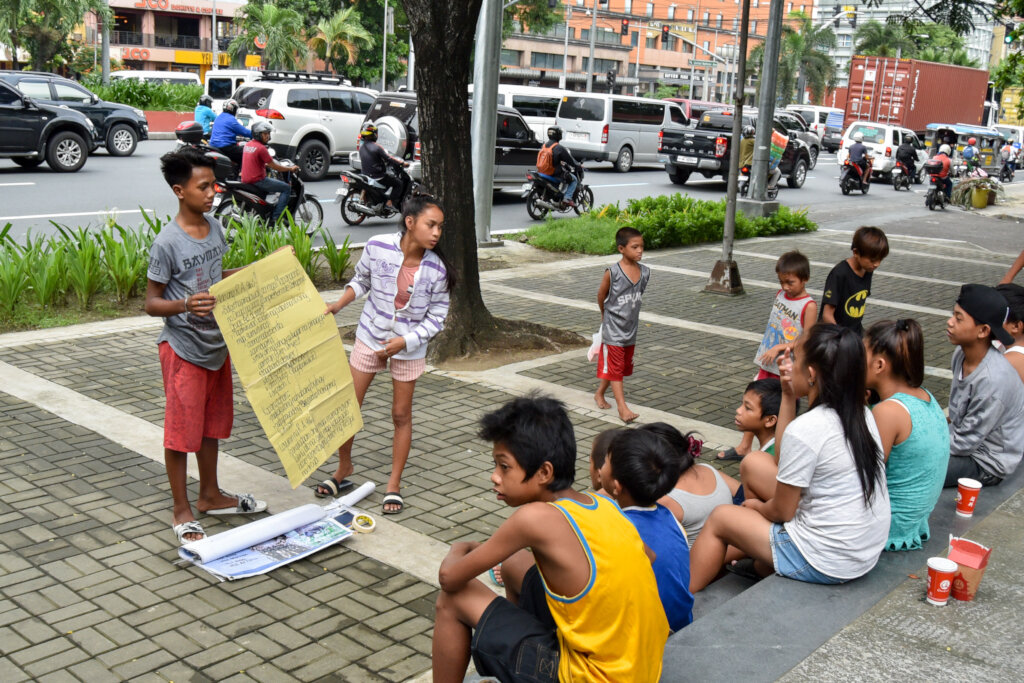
601,262,651,346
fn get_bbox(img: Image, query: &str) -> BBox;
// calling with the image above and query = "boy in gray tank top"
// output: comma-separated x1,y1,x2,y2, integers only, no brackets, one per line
595,227,650,423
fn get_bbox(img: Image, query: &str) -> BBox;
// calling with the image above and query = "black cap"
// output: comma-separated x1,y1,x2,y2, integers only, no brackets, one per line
956,284,1014,345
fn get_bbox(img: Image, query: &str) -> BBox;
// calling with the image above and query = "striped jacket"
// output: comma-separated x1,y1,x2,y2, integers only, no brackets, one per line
347,232,450,360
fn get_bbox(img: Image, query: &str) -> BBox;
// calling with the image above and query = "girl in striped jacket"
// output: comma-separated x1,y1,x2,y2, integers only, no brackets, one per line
319,195,455,514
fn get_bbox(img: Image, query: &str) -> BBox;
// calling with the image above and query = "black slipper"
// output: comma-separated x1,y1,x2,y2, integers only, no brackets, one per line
382,492,404,515
726,558,765,582
314,476,354,498
716,447,744,462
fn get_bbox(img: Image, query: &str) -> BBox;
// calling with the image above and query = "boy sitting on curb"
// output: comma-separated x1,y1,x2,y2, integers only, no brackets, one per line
432,395,668,683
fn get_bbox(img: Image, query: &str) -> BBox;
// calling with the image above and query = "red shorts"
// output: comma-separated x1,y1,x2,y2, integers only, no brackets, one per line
596,343,634,382
754,368,780,381
159,342,233,453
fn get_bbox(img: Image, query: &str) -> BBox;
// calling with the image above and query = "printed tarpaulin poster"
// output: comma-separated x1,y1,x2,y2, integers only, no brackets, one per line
209,250,362,488
769,130,788,170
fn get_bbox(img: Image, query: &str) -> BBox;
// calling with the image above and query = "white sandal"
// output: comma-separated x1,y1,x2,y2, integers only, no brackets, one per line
173,520,206,545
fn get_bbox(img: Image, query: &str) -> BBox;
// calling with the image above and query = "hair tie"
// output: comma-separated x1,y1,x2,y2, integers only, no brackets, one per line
896,319,909,331
687,437,704,458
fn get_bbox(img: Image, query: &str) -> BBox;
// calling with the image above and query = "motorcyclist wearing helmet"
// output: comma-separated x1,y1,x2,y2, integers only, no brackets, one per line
194,94,216,137
848,131,869,179
209,99,251,167
962,136,980,173
933,144,953,199
241,120,299,224
895,135,917,182
738,124,780,190
1000,137,1017,174
537,126,582,206
358,123,409,209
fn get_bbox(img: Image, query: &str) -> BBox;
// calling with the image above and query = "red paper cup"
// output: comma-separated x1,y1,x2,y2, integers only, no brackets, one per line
926,557,958,606
955,478,982,517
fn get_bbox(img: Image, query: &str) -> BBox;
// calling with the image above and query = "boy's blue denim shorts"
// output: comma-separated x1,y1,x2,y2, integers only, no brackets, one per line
769,523,846,585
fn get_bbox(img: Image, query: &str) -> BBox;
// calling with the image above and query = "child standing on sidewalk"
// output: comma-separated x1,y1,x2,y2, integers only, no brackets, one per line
146,147,267,545
819,226,889,335
320,195,453,515
595,227,650,423
719,252,815,461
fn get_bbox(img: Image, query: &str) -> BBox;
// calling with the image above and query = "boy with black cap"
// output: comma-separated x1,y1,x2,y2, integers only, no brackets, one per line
944,284,1024,487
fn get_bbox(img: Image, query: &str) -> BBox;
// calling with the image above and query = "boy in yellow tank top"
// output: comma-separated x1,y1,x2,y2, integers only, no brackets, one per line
432,395,669,683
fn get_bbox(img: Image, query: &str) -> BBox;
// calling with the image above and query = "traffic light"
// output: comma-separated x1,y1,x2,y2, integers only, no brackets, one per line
607,70,617,90
621,19,629,36
548,0,557,7
1005,23,1016,44
662,24,670,44
833,4,841,28
849,12,857,29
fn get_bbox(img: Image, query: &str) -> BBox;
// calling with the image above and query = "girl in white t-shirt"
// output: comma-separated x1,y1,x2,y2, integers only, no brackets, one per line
689,325,890,591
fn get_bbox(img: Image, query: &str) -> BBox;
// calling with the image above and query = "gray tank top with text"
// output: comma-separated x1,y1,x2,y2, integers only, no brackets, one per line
601,262,650,346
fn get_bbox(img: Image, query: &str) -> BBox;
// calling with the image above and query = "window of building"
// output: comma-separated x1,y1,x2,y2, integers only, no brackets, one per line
733,17,739,30
716,14,723,28
668,4,676,20
703,11,710,24
582,57,619,73
531,52,564,69
787,3,792,12
501,49,521,66
646,2,654,17
646,36,657,49
623,0,632,12
752,0,759,6
687,9,694,20
838,34,852,47
703,40,710,51
751,20,758,34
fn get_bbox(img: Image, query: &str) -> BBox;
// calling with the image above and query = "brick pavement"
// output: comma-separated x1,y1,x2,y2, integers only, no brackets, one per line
0,228,1013,681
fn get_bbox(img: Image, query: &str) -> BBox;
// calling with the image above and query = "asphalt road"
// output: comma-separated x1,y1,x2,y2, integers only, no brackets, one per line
1,141,1019,252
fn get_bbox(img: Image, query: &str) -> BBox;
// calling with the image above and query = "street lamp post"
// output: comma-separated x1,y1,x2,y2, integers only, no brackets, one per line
212,0,218,70
586,0,598,93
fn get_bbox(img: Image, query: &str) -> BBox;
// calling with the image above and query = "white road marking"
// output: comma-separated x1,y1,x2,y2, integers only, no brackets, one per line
0,208,142,221
589,182,650,188
0,182,35,187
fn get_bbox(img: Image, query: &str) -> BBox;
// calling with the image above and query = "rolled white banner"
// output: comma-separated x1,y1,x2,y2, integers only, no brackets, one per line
180,504,325,564
338,481,375,508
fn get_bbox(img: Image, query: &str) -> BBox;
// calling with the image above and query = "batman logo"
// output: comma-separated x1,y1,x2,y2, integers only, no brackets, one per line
844,289,869,318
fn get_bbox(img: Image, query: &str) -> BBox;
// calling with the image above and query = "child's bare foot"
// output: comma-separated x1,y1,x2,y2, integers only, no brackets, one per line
618,406,639,423
594,393,611,410
196,489,245,514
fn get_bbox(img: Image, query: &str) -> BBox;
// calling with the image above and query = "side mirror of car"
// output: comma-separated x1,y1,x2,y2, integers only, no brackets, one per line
788,132,797,139
91,94,99,104
21,97,36,110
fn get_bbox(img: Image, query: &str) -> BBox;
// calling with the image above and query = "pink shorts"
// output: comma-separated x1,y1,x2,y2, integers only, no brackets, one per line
159,342,233,453
755,368,780,381
350,339,425,382
596,343,635,382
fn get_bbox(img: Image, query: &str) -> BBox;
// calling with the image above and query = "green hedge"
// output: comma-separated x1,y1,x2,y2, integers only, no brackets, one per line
525,195,817,254
81,75,203,111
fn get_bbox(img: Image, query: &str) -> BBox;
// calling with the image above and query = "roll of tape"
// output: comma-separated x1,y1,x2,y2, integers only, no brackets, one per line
353,513,376,533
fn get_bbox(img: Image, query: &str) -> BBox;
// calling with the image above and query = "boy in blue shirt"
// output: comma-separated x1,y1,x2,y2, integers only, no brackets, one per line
194,94,216,136
600,428,694,631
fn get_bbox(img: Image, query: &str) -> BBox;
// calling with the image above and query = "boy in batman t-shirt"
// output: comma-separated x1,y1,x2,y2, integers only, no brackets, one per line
819,226,889,335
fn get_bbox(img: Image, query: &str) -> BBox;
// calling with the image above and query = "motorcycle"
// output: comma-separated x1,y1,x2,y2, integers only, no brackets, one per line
523,164,594,220
1000,159,1016,183
213,161,323,230
174,121,242,179
891,161,913,191
923,160,949,211
840,155,874,195
337,165,424,226
737,165,779,200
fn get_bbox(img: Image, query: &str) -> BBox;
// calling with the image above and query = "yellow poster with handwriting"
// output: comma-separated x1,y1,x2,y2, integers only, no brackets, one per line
210,250,362,488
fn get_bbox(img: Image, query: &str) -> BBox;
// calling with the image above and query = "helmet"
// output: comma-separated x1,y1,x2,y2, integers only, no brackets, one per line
547,126,563,141
939,144,951,155
968,137,977,145
360,123,378,140
199,94,212,108
222,99,238,115
742,125,756,137
251,120,273,137
853,132,863,142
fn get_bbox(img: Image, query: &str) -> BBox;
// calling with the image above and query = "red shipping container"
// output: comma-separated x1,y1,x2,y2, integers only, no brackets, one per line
844,57,989,131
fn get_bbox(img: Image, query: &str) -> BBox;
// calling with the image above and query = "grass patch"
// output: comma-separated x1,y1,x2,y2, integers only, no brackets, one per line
524,195,817,254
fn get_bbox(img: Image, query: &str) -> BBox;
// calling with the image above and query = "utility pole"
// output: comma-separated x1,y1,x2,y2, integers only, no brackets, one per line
586,0,598,93
212,0,218,71
705,0,750,295
382,0,391,92
101,11,110,86
407,33,415,90
748,0,784,202
470,0,502,245
560,5,571,89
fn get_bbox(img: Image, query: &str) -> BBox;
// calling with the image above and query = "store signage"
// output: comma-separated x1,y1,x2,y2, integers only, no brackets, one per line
121,47,151,60
133,0,224,14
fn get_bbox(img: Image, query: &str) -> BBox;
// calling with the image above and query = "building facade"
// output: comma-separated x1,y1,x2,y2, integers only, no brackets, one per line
501,0,823,100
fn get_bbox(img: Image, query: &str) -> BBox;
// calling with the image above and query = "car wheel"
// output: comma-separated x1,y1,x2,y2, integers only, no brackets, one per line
915,168,925,184
294,196,323,230
340,189,367,226
12,157,43,169
45,131,88,172
296,139,330,181
614,146,633,173
526,189,549,220
106,124,138,157
787,159,807,188
668,169,690,185
808,146,819,170
574,186,594,215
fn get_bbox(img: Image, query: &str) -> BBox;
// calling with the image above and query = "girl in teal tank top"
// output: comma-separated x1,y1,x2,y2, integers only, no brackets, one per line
865,320,950,551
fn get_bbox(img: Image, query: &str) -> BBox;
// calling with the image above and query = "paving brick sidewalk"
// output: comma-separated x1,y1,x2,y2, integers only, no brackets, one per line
0,228,1014,681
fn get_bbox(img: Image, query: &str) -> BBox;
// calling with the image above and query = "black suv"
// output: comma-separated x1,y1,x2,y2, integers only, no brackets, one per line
349,91,542,190
0,71,148,156
0,80,97,172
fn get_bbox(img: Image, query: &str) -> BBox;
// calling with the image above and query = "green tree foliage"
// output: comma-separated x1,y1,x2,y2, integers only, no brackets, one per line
748,11,836,105
503,0,561,37
855,19,979,67
228,3,308,71
0,0,110,71
307,5,375,74
344,0,409,86
68,44,122,77
854,20,917,57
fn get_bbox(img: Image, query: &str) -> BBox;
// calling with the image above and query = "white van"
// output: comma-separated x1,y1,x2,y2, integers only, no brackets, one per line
470,84,566,142
110,70,200,86
785,104,843,141
837,120,929,179
554,93,688,172
205,69,262,111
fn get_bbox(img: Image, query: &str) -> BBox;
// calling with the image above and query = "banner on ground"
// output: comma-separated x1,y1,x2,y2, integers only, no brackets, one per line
210,250,362,487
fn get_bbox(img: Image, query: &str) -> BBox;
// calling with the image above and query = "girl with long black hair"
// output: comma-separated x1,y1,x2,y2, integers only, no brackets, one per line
689,324,890,591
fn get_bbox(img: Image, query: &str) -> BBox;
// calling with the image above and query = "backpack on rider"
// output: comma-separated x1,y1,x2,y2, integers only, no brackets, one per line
537,144,557,176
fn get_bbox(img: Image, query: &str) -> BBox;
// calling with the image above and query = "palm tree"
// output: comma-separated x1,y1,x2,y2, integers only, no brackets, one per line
854,20,916,57
228,3,308,71
916,46,979,68
307,6,375,75
783,11,837,105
